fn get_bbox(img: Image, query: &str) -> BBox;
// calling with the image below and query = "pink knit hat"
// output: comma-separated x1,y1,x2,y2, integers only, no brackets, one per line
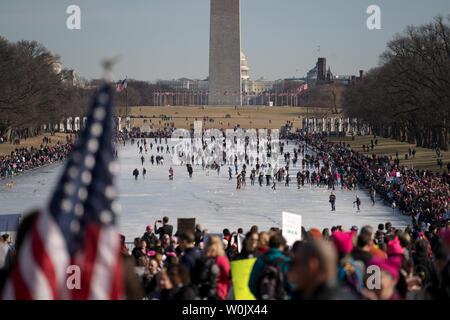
368,257,399,282
332,231,355,253
387,236,403,256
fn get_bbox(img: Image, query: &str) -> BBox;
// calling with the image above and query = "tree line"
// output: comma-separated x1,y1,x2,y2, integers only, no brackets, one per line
0,36,171,141
0,37,96,141
343,16,450,150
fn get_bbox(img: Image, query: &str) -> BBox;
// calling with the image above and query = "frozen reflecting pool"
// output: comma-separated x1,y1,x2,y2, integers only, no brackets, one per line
0,140,410,241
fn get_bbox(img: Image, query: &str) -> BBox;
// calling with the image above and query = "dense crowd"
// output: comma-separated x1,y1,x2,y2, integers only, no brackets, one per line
0,138,74,179
110,216,450,300
293,132,450,227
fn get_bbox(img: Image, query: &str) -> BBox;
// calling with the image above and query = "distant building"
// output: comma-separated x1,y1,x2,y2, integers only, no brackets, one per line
317,57,326,82
156,78,209,91
273,78,305,92
249,77,275,93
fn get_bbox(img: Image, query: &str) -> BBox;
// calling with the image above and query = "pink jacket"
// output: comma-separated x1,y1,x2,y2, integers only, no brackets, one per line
215,255,231,300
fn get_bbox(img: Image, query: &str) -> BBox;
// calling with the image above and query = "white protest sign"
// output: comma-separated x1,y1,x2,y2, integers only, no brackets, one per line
282,211,302,246
237,233,246,253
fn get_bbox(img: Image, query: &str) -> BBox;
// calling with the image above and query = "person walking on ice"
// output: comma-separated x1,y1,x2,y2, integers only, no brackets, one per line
169,167,174,181
370,187,376,206
329,192,336,212
133,168,139,180
353,195,361,213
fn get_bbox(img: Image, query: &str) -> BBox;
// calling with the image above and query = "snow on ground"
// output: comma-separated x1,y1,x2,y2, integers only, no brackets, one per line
0,140,411,241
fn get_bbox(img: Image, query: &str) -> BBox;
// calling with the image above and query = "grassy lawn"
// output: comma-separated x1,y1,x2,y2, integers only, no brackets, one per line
117,105,338,130
0,132,72,156
328,135,450,172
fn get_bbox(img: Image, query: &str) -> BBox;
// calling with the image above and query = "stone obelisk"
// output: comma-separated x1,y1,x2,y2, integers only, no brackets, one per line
209,0,242,106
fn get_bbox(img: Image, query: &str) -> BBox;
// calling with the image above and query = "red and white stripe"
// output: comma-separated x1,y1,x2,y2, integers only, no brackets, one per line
71,225,124,300
1,210,69,300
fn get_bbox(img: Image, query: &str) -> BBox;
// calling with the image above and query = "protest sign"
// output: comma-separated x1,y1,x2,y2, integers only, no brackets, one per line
177,218,195,235
230,258,257,300
237,233,246,253
282,211,302,246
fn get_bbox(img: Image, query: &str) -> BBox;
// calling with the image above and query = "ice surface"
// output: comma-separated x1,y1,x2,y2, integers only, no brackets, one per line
0,140,411,241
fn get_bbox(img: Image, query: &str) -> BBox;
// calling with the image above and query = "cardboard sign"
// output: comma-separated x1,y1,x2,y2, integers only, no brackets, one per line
282,211,302,246
177,218,196,235
230,258,257,300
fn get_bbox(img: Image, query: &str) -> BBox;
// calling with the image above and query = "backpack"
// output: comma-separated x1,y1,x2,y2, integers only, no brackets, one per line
255,255,288,300
338,260,364,293
191,255,220,299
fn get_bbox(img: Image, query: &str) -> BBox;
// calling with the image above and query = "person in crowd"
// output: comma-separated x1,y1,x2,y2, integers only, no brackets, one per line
351,232,373,267
155,216,173,241
332,230,365,295
205,235,231,300
167,263,199,300
142,225,158,250
329,192,336,211
178,231,202,272
234,231,260,260
149,268,174,300
248,233,291,300
366,257,400,300
132,239,149,263
162,233,175,255
0,236,12,271
256,232,270,255
195,224,204,246
288,239,358,300
322,228,331,241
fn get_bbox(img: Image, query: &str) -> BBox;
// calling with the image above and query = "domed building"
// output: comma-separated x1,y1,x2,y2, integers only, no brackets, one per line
241,51,250,81
241,51,251,94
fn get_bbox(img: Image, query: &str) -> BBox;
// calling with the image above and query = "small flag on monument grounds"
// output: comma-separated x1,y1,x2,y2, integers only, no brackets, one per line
115,78,127,92
1,84,125,300
297,83,308,94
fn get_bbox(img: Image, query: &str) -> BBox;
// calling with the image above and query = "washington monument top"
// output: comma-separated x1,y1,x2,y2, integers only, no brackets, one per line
209,0,242,106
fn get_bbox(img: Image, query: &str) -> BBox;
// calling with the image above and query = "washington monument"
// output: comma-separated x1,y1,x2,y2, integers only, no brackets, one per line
209,0,242,106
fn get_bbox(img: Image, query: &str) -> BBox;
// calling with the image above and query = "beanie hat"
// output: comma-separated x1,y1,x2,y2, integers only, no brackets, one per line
146,225,153,230
309,228,322,240
387,236,403,256
368,257,399,282
332,231,355,253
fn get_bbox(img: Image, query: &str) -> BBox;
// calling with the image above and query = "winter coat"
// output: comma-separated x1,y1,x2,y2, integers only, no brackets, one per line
214,255,231,300
248,248,291,298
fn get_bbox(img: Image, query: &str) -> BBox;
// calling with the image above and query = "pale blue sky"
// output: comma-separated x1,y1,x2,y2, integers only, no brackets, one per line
0,0,449,82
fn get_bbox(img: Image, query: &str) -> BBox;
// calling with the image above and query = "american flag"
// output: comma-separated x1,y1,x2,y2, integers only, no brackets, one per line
115,78,127,92
297,83,308,94
1,84,124,300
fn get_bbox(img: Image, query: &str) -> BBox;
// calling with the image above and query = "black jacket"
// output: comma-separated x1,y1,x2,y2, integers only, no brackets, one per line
156,224,173,240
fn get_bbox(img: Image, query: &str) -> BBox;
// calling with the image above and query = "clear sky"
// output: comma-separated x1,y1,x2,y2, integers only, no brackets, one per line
0,0,449,82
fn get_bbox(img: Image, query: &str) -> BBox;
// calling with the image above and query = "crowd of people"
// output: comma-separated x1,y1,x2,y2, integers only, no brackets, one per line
112,216,450,300
0,139,74,179
292,132,450,227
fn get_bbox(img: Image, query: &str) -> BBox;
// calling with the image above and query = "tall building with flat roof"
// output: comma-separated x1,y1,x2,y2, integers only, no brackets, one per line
209,0,242,106
317,57,326,82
